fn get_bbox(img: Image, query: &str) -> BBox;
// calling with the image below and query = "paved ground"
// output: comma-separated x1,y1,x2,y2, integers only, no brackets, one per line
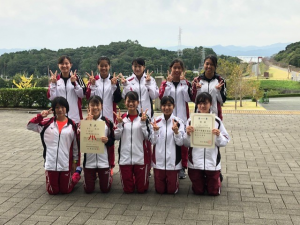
259,97,300,111
0,109,300,225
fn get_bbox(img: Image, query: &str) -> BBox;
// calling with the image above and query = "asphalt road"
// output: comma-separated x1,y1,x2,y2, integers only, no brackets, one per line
260,97,300,110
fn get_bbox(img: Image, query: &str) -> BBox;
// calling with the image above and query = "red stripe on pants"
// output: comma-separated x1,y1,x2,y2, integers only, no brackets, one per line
154,168,179,194
83,167,112,193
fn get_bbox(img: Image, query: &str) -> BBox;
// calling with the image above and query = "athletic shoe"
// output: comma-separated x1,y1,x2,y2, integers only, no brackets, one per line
179,168,186,179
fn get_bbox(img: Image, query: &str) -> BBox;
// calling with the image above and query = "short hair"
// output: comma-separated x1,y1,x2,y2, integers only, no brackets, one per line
51,97,69,115
169,59,185,71
97,56,110,65
58,55,72,64
195,92,212,105
161,96,175,106
88,95,103,106
124,91,139,101
204,55,218,68
132,58,145,66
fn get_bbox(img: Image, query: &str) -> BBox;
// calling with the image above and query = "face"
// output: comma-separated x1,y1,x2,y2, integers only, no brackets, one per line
54,104,67,118
161,101,174,117
97,60,110,78
58,58,72,74
89,102,102,118
171,62,183,78
204,58,216,75
197,100,211,113
132,63,145,76
125,98,139,111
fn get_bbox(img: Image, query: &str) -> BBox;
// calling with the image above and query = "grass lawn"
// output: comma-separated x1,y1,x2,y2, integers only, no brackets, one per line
266,66,289,80
260,80,300,91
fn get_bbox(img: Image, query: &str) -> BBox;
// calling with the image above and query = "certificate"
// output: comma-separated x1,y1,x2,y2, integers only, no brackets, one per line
190,113,215,148
80,120,105,154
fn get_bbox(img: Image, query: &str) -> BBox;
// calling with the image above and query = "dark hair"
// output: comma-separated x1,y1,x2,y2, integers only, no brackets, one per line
51,97,69,116
124,91,139,101
132,58,145,66
58,55,72,64
161,96,175,106
169,59,185,71
88,95,103,106
195,92,212,105
204,55,217,68
97,56,110,65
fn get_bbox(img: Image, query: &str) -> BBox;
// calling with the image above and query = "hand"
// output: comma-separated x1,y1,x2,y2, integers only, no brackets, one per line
118,73,127,85
50,70,57,83
166,70,173,82
145,70,153,82
113,109,123,123
151,118,160,131
41,108,53,118
70,70,77,83
212,128,220,136
186,126,194,136
180,71,186,80
111,72,118,85
101,137,108,144
172,119,179,134
215,80,224,90
193,80,202,89
86,71,95,85
141,108,148,121
86,108,93,120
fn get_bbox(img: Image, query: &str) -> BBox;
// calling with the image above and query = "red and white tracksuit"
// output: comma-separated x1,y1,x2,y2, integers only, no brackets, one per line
151,114,184,194
114,112,152,193
183,115,230,195
82,115,115,193
47,74,85,124
27,114,79,195
159,80,192,168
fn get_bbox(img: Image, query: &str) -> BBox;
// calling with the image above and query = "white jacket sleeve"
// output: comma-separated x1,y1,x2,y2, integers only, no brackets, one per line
114,122,123,140
49,83,57,100
140,120,151,141
183,120,191,147
181,80,192,102
74,81,84,98
151,130,159,145
162,81,172,97
145,77,159,100
90,84,98,96
27,114,46,133
121,81,130,99
173,119,184,146
215,121,230,147
72,134,79,160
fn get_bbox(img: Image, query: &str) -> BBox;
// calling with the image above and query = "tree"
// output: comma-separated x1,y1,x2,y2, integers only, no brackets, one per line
13,74,36,88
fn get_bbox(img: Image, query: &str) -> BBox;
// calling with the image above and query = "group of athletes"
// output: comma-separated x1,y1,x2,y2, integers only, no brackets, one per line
27,55,230,196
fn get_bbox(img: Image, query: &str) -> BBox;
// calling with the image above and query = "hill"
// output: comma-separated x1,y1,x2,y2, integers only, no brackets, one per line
273,41,300,67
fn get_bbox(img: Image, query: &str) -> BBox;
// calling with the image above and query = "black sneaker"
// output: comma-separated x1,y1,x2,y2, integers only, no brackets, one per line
179,168,186,179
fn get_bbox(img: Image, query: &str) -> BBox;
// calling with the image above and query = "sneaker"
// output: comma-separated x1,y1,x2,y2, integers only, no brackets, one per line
72,166,82,183
179,168,186,179
149,172,152,178
75,166,82,175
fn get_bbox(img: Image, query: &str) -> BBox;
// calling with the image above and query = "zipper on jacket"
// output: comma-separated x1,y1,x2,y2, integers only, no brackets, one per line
102,79,105,116
138,80,142,109
164,119,168,170
65,80,68,117
204,148,206,171
131,120,133,165
175,85,177,116
95,153,98,168
56,133,61,171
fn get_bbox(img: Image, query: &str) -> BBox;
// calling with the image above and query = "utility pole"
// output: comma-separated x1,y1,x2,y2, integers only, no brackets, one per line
257,57,262,80
177,27,183,57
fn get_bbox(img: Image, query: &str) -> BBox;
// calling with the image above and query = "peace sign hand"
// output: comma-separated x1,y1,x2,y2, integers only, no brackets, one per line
141,108,148,121
180,71,186,80
86,108,93,120
50,70,57,83
145,70,153,82
193,80,202,89
118,73,127,85
86,71,95,85
41,108,53,118
172,119,179,134
215,80,224,90
111,72,118,85
151,118,160,131
113,109,123,123
167,70,173,82
70,70,77,83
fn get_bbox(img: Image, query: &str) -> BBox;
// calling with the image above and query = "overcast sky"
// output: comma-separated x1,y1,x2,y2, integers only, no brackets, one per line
0,0,299,50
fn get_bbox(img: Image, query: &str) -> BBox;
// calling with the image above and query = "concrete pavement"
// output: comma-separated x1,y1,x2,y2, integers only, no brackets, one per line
0,109,300,224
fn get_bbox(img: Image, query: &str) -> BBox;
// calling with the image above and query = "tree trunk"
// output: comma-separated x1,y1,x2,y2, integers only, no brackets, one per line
240,94,243,107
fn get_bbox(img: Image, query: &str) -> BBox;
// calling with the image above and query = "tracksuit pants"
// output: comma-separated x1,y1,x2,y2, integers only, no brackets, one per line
83,167,113,193
154,168,179,194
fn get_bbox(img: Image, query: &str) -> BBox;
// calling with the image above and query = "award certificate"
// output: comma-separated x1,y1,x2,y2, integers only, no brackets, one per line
190,113,215,148
80,120,105,154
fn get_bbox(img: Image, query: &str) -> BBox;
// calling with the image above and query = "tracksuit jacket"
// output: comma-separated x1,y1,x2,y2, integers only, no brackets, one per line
27,114,78,171
159,80,192,123
122,73,159,118
47,74,85,123
86,74,122,122
183,115,230,171
114,112,152,165
151,114,185,170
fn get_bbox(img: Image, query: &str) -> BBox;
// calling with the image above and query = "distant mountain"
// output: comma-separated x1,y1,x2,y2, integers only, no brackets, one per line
0,48,26,56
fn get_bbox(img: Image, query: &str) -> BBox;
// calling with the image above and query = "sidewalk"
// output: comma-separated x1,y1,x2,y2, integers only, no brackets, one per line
0,110,300,224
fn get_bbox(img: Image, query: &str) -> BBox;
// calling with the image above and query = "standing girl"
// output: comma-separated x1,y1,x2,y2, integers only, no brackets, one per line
47,56,85,124
83,96,115,193
27,97,81,195
191,55,226,120
159,59,192,179
151,96,185,194
183,92,230,195
114,91,152,193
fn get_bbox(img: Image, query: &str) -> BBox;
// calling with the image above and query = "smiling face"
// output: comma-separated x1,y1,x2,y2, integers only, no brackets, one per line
161,101,175,117
89,102,102,120
132,62,145,77
204,58,216,77
170,62,183,81
55,103,67,120
58,58,72,77
98,60,110,79
197,100,211,113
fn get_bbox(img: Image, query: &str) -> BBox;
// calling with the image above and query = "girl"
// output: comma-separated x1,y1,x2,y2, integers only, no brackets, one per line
159,59,192,179
47,55,85,124
114,91,152,193
191,55,226,120
27,97,81,195
83,96,115,193
151,96,185,194
183,92,230,196
85,56,122,122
